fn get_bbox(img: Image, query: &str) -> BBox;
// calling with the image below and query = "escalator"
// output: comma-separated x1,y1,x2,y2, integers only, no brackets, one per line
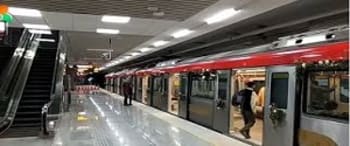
1,47,58,137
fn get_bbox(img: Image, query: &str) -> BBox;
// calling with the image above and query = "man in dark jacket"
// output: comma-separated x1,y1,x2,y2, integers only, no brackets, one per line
123,82,133,106
239,81,257,139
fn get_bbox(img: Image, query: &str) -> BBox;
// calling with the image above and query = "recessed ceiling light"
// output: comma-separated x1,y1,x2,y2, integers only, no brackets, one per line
9,7,42,17
130,52,141,56
29,29,52,34
171,29,194,38
153,40,169,47
205,8,239,24
153,11,165,17
96,28,120,34
23,24,50,30
36,38,55,42
139,47,153,52
102,15,131,24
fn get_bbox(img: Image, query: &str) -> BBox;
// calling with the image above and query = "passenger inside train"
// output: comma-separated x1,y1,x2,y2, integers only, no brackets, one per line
230,68,266,142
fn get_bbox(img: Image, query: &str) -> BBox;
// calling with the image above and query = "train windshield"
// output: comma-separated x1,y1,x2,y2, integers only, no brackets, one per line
306,71,349,121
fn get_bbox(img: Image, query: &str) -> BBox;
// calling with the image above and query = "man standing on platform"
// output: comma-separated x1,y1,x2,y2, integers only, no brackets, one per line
122,81,133,106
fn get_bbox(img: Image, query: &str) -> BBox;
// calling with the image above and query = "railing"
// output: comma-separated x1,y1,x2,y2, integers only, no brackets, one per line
41,31,67,136
0,29,41,135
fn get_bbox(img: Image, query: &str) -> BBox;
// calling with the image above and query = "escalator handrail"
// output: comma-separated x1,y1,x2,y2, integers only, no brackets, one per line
42,31,67,135
0,30,31,99
0,31,41,135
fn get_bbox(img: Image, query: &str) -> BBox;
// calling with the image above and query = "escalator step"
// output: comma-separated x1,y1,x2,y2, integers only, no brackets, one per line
14,117,41,122
21,94,49,98
16,111,41,116
0,127,40,138
17,105,42,112
19,100,48,104
12,123,41,127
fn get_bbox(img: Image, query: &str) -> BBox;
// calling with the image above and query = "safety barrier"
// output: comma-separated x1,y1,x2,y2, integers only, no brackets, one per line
76,85,99,94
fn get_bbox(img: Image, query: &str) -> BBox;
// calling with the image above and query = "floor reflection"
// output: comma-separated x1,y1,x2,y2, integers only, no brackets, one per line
53,92,213,146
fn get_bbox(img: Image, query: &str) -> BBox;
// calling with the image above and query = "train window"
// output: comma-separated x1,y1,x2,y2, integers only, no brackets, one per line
340,77,349,103
270,73,289,109
306,71,349,120
191,73,216,99
153,77,162,92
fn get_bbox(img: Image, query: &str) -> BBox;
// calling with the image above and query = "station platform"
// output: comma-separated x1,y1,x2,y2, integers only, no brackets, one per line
0,89,250,146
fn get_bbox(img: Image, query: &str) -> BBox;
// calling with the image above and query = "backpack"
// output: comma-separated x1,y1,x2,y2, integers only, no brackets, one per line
232,90,244,106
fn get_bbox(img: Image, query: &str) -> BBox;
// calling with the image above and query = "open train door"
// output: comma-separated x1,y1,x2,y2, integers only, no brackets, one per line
178,73,189,119
264,66,297,146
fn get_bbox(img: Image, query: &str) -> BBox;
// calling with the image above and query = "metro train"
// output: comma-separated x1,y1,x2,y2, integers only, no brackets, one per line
105,26,349,146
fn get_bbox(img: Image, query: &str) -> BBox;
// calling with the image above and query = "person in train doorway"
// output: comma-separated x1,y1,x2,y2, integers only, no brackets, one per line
122,81,133,106
239,81,257,139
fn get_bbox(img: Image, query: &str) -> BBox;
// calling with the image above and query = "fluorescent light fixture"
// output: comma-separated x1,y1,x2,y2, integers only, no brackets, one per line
87,49,113,52
171,29,194,38
29,29,52,34
302,34,326,44
124,56,131,59
205,8,239,24
301,54,321,58
96,28,120,34
9,7,42,17
276,49,311,55
23,23,50,30
102,15,131,23
77,65,93,68
130,52,141,56
36,38,55,42
153,40,169,47
0,22,5,32
139,47,153,52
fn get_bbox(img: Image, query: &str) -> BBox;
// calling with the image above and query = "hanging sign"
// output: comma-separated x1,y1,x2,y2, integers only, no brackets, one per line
0,5,13,23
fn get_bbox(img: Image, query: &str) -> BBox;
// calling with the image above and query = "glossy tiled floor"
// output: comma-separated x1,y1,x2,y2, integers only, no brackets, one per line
0,90,250,146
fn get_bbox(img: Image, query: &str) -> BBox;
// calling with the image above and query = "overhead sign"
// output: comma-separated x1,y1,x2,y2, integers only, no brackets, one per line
0,5,13,23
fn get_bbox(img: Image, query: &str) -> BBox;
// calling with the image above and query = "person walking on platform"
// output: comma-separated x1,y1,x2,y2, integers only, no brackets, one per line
122,81,133,106
239,81,257,139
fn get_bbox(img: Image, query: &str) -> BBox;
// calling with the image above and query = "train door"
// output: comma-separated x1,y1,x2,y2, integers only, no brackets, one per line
178,73,189,119
136,76,143,102
188,71,216,128
141,75,150,104
119,77,124,95
263,66,297,146
162,75,169,111
168,73,180,115
115,78,120,94
213,70,231,133
111,78,115,92
132,76,137,100
146,76,152,105
151,75,169,111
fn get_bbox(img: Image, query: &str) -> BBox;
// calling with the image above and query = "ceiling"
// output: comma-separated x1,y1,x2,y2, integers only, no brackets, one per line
5,0,299,67
2,0,218,21
66,31,152,65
